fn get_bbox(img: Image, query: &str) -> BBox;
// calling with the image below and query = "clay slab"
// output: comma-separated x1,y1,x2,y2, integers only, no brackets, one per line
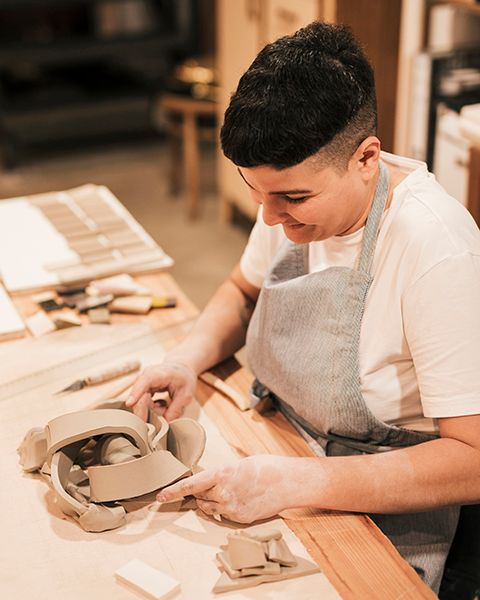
227,534,267,570
212,555,320,594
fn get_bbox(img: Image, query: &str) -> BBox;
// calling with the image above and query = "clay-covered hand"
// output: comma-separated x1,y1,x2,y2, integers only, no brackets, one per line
126,361,197,422
156,455,300,523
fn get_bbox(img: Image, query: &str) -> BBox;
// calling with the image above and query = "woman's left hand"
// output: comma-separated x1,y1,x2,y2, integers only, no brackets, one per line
156,454,299,523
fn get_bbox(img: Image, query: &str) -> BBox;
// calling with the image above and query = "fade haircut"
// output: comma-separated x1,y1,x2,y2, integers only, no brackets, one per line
220,21,377,171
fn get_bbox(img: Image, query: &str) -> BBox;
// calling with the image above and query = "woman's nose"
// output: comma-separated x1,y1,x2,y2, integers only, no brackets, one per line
261,197,288,226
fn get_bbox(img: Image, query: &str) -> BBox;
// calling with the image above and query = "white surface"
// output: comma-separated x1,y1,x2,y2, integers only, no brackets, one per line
115,559,180,600
240,151,480,433
0,284,25,340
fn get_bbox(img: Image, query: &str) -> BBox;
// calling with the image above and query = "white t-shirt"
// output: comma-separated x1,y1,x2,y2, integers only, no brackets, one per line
240,152,480,433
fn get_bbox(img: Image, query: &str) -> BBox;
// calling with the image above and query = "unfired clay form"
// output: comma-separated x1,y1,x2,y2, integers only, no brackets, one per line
18,401,206,532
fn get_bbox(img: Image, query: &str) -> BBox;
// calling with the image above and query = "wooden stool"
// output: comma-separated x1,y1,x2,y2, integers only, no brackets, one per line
160,93,217,219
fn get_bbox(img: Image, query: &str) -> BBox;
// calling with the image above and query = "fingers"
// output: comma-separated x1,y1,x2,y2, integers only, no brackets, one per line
126,367,168,408
131,391,153,421
164,389,192,421
196,499,222,517
157,469,218,502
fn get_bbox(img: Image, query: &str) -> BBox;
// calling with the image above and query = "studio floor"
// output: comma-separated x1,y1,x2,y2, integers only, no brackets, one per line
0,139,251,309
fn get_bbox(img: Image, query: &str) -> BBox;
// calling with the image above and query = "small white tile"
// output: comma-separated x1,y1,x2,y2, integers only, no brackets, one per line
115,559,180,600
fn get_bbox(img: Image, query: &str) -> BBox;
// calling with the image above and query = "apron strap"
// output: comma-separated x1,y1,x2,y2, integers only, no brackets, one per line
358,160,390,275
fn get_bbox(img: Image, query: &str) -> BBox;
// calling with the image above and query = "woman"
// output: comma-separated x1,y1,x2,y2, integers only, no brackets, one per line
127,23,480,596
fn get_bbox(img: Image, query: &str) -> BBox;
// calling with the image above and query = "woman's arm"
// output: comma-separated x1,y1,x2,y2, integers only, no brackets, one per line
127,264,260,420
156,413,480,521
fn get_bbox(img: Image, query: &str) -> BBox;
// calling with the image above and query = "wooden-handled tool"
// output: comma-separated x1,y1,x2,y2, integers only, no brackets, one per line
199,371,251,411
55,360,141,394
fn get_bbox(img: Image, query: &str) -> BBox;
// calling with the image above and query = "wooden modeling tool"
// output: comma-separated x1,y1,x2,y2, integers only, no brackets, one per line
199,372,251,411
55,360,141,394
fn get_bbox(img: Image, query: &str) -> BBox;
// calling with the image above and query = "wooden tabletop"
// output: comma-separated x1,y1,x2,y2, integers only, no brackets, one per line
10,272,436,600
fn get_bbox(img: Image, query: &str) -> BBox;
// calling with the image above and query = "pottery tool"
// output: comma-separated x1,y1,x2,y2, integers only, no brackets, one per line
76,293,114,313
152,296,177,309
87,273,150,297
109,295,152,315
199,372,251,411
55,359,141,394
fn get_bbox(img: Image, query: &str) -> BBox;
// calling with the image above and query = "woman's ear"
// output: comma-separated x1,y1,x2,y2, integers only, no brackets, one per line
350,136,381,181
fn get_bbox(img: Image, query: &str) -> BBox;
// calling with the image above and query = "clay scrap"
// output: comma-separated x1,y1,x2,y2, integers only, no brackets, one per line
213,526,320,593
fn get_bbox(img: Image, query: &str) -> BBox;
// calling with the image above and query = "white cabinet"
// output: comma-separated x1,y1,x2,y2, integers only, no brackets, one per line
433,106,471,206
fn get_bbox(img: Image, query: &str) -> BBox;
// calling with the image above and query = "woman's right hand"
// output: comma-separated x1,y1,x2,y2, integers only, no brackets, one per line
125,360,197,422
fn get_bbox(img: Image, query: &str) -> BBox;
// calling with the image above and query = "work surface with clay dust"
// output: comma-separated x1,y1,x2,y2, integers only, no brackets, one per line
0,325,340,600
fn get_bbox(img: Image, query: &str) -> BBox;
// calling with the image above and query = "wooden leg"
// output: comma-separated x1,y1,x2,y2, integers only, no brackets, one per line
168,120,182,196
183,112,199,219
468,146,480,227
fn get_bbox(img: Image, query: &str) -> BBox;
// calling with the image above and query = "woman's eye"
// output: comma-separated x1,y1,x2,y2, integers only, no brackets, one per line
285,196,307,204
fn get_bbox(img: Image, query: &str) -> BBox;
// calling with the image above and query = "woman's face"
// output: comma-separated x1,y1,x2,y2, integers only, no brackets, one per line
239,151,378,243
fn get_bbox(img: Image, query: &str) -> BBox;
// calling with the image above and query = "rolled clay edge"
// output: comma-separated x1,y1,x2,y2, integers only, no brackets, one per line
45,409,152,464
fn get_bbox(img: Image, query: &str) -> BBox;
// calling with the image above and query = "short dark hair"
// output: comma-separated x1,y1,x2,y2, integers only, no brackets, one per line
220,21,377,171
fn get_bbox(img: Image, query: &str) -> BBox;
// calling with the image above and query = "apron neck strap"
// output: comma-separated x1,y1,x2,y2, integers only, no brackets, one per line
357,160,390,275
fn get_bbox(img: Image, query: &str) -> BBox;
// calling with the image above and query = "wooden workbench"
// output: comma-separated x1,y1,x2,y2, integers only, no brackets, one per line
8,272,436,600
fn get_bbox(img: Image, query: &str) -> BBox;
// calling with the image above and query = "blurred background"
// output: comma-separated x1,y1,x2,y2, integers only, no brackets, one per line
0,0,479,307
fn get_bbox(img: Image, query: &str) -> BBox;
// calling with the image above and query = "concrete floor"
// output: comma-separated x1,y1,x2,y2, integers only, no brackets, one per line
0,140,251,308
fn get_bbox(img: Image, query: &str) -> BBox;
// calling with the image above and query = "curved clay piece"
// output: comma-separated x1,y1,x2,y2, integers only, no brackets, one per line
167,418,206,469
17,427,47,472
50,442,127,532
88,450,190,502
94,435,141,465
46,409,151,464
50,442,89,517
150,417,169,451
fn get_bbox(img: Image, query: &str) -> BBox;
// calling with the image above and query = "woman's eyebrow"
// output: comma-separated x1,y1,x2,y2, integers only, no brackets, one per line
237,168,313,195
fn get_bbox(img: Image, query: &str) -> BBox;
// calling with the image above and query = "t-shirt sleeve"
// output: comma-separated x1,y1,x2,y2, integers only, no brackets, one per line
239,206,286,288
403,251,480,418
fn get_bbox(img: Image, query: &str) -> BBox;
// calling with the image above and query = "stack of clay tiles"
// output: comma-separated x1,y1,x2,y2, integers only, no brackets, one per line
213,527,319,593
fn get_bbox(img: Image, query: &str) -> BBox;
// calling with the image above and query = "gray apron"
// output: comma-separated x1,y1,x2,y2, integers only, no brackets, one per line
246,161,460,593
